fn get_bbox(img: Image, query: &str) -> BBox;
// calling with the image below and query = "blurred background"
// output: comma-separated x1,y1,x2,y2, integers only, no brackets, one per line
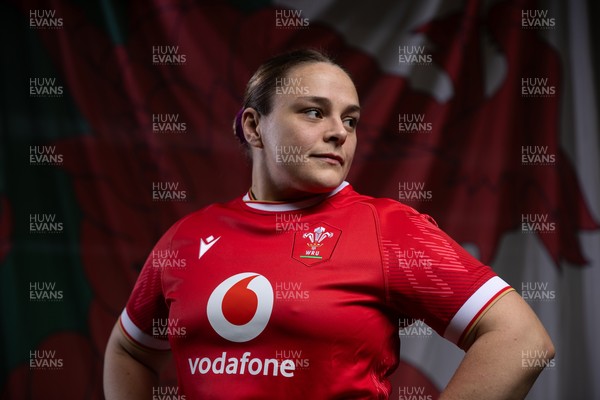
2,0,599,398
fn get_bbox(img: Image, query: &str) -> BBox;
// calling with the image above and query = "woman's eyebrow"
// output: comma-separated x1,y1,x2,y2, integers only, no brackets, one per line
295,96,360,113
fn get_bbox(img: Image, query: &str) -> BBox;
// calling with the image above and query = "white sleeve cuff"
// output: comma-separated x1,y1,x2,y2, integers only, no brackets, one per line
119,308,171,350
443,276,514,345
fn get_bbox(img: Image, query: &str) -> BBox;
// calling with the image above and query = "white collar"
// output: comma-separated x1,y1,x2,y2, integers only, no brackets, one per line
242,181,349,212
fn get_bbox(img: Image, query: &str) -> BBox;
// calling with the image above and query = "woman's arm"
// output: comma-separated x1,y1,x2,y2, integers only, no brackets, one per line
103,322,172,400
440,291,555,400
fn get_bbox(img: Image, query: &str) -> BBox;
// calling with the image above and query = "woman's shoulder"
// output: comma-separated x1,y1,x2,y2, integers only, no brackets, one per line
163,197,244,233
342,186,421,215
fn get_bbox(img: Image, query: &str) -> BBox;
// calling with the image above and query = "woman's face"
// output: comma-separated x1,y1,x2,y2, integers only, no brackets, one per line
248,62,360,200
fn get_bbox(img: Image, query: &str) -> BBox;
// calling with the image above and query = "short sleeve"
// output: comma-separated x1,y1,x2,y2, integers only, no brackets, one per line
119,220,184,350
379,205,514,346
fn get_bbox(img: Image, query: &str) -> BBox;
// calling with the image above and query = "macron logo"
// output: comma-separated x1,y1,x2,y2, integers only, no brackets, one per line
199,235,221,259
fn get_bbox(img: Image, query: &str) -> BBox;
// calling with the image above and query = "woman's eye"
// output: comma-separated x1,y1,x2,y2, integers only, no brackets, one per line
343,117,358,129
304,109,322,118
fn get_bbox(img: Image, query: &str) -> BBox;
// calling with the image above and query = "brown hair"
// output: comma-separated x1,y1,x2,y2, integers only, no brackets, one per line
233,48,343,145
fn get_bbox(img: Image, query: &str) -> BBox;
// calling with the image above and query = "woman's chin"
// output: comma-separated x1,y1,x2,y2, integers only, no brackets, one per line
298,175,345,194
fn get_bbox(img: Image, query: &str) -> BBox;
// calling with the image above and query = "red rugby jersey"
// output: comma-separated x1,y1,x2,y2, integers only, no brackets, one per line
120,182,513,399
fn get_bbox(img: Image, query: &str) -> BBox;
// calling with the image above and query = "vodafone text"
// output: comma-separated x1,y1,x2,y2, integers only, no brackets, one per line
188,352,295,377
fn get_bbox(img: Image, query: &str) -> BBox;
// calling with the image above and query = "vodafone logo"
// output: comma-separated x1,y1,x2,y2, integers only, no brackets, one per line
206,273,274,343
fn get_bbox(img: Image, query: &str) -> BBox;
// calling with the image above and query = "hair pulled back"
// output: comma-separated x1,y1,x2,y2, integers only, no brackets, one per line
233,48,338,145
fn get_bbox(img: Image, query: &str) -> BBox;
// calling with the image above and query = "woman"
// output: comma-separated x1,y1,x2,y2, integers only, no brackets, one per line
104,49,554,399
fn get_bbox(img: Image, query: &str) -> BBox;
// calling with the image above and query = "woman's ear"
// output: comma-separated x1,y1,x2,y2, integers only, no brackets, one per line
242,108,263,148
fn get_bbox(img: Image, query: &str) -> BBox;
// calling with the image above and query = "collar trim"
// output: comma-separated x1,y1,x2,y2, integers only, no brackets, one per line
242,181,349,212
